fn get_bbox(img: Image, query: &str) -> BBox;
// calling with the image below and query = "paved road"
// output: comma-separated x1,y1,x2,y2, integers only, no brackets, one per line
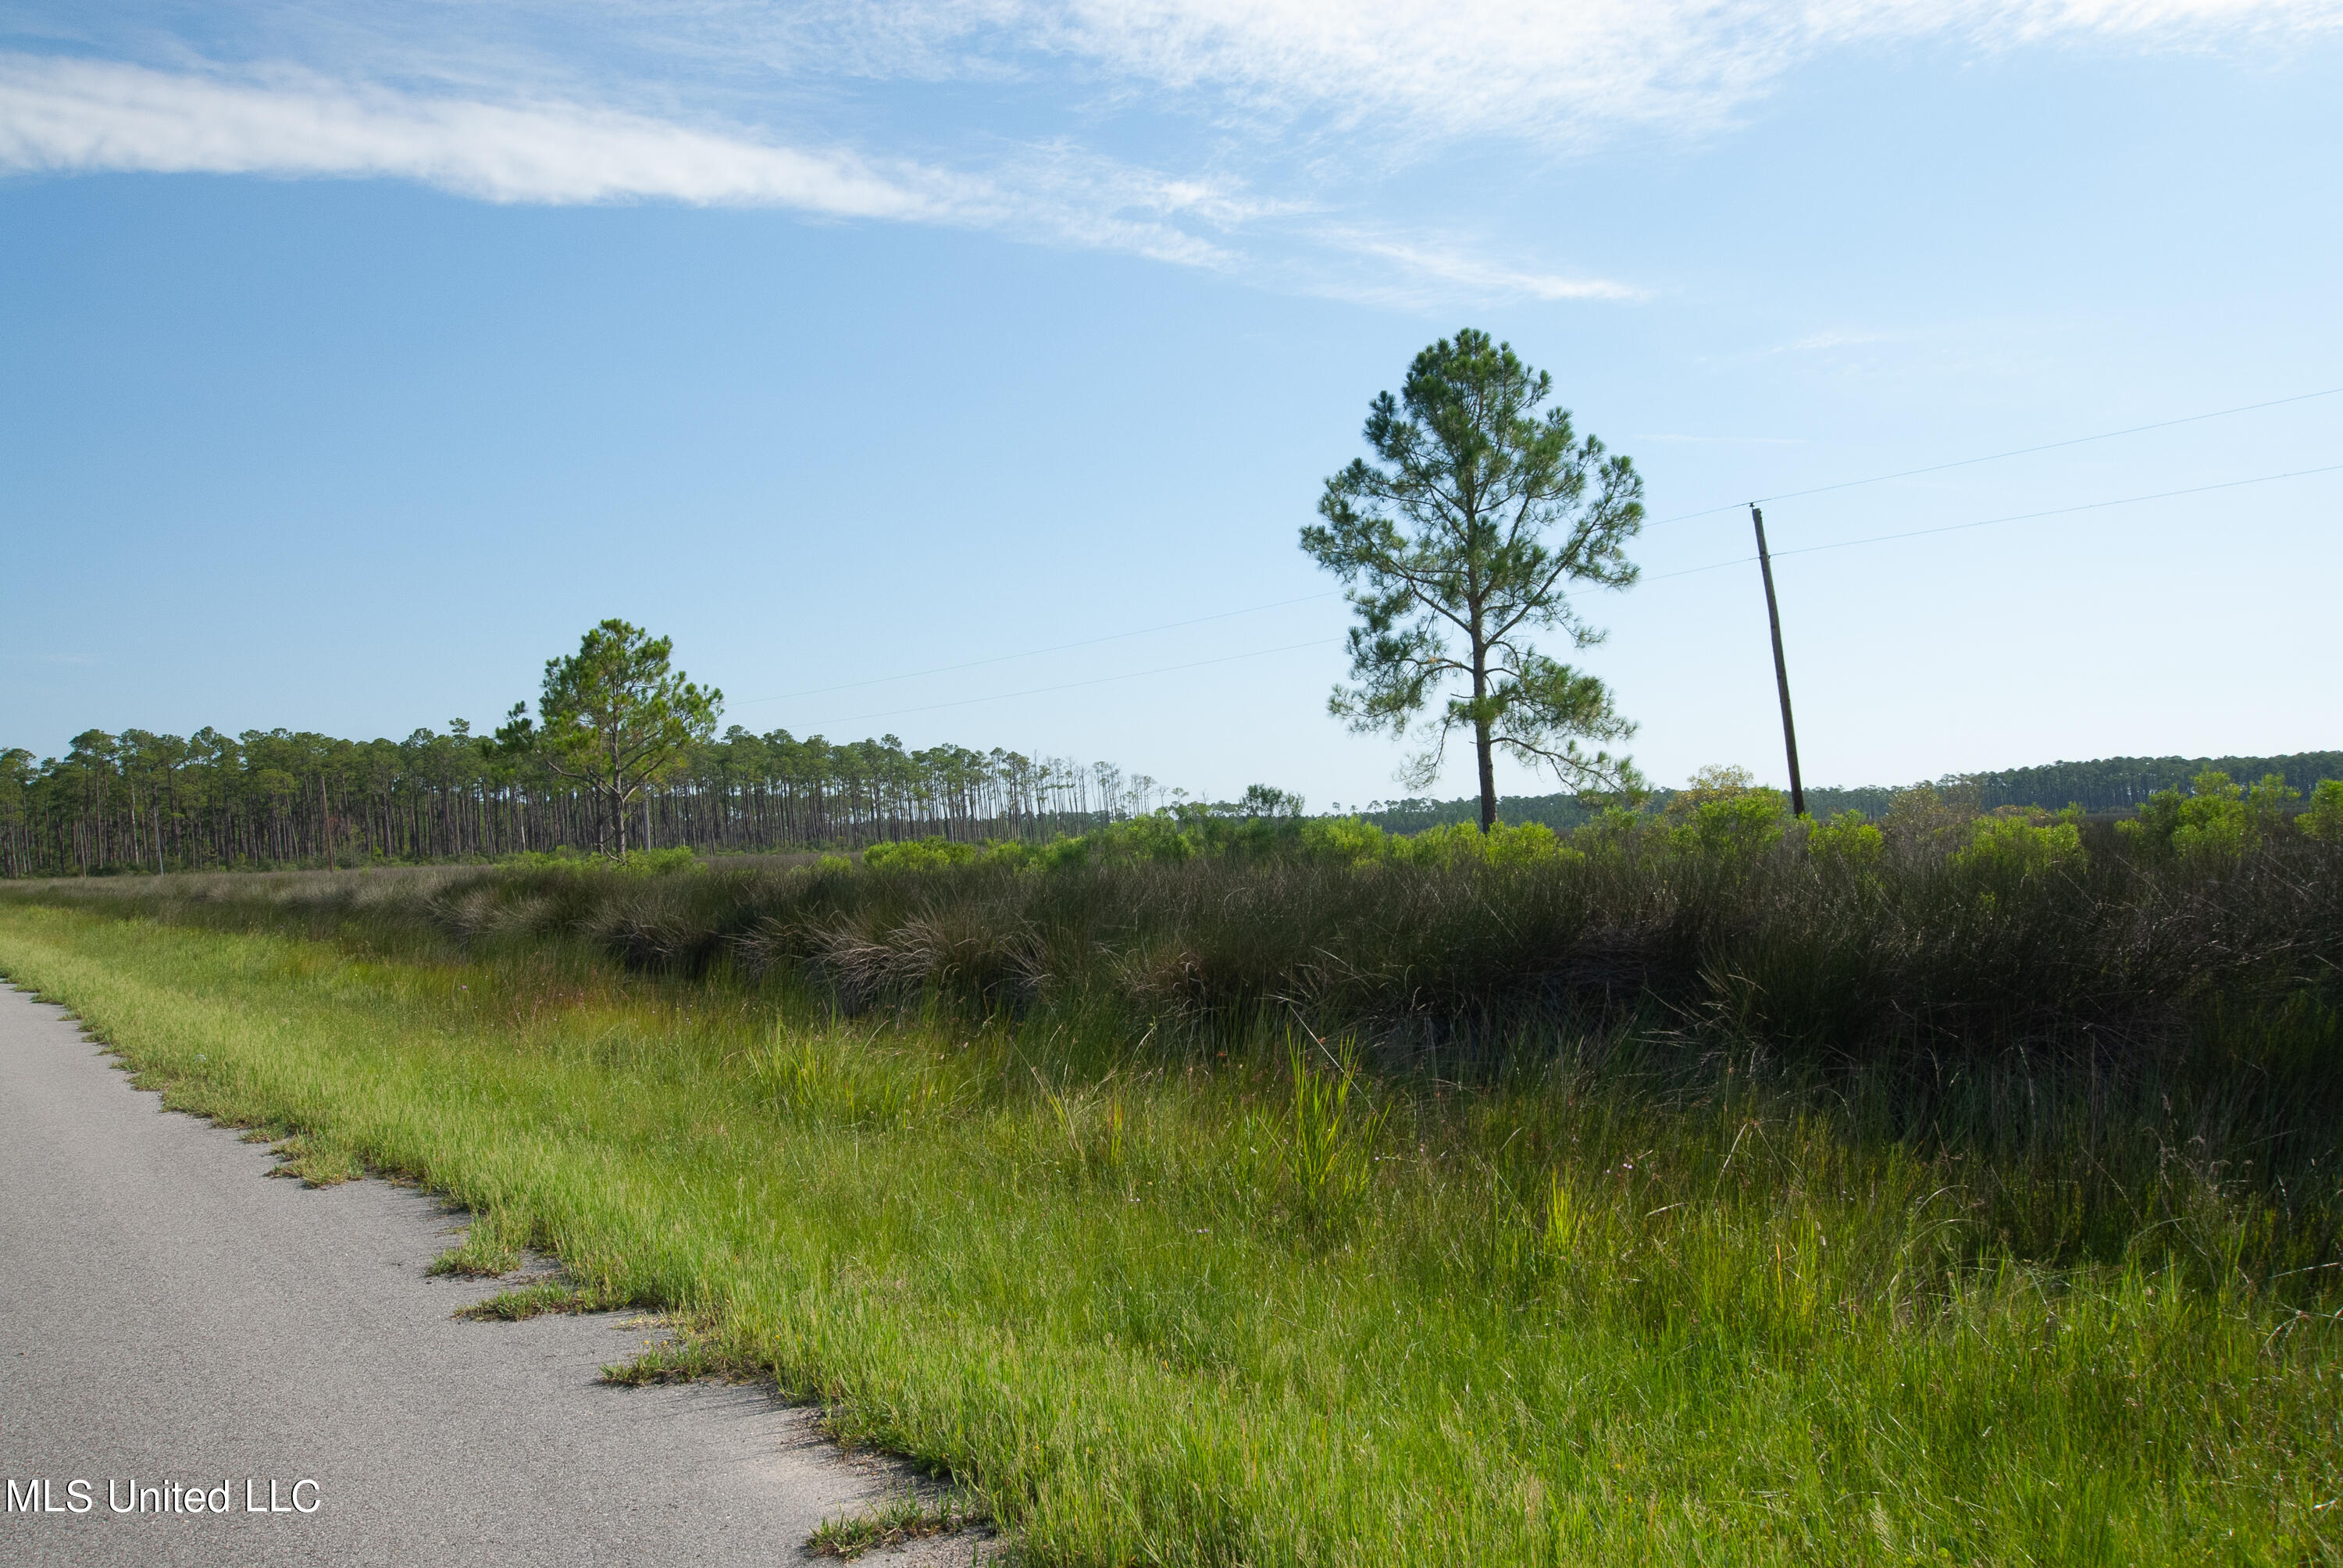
0,982,972,1566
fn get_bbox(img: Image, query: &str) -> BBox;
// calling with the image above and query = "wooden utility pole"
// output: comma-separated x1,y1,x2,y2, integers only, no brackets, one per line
1749,504,1806,819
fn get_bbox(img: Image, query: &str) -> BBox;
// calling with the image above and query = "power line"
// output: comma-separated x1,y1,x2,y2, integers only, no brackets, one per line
820,638,1340,725
745,390,2339,726
1645,385,2343,529
736,590,1341,707
801,460,2337,725
1646,461,2343,582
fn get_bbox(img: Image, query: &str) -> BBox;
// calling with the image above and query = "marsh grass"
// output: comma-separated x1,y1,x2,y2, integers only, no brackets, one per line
2,860,2341,1563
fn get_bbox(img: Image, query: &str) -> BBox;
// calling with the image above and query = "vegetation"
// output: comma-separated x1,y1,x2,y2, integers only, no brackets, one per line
1978,750,2343,815
5,762,2341,1563
1304,328,1646,830
809,1490,986,1559
14,293,2335,1561
0,721,1180,878
1362,748,2343,836
496,618,723,859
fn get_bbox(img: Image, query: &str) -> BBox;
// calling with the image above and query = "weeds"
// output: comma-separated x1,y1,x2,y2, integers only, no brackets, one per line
429,1210,532,1277
809,1489,987,1559
1278,1036,1385,1224
29,812,2338,1072
5,834,2343,1563
455,1283,597,1321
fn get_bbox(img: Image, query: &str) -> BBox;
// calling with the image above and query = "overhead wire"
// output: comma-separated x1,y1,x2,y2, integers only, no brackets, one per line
811,459,2338,723
1643,385,2343,529
760,385,2338,725
1646,461,2343,582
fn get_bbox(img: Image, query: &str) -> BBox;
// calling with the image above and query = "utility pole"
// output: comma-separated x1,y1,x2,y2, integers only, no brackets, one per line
1750,504,1806,819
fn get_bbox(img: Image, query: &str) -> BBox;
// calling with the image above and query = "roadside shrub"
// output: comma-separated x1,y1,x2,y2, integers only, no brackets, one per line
1667,789,1788,861
1297,814,1392,864
863,836,979,871
1396,820,1577,867
2119,769,2298,864
1949,814,2084,881
1881,782,1985,853
2304,779,2343,842
502,844,701,875
2247,772,2303,836
1804,810,1884,871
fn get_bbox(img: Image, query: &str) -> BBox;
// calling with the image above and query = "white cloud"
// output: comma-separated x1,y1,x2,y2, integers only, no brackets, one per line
1337,235,1646,304
0,52,1275,269
747,0,2341,149
0,49,1628,300
0,53,954,216
9,0,2329,302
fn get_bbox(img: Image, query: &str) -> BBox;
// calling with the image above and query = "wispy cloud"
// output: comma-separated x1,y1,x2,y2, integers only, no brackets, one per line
791,0,2342,147
0,53,955,216
0,52,1259,269
0,49,1624,301
1332,234,1646,304
5,0,2333,303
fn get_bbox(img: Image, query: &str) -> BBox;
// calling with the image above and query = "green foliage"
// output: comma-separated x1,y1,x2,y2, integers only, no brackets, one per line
1001,811,1589,873
2247,771,2303,836
624,846,703,876
502,844,590,868
1297,814,1390,864
1949,814,2086,881
1302,327,1646,827
513,619,722,859
1278,1037,1388,1225
1664,762,1757,817
1235,782,1307,818
10,889,2343,1565
2304,779,2343,843
2171,769,2251,863
861,836,979,871
2115,769,2302,864
1976,749,2343,814
1804,810,1885,870
504,844,701,876
1667,789,1788,861
808,1489,982,1559
55,787,2343,1078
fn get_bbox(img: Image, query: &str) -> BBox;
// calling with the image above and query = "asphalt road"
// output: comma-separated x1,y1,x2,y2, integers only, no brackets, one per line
0,982,975,1566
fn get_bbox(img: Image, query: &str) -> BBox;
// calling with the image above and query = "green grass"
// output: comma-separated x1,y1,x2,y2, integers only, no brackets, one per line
809,1488,987,1559
2,900,2338,1565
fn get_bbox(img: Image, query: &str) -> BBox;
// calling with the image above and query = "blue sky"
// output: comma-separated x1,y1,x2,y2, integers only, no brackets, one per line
3,2,2338,807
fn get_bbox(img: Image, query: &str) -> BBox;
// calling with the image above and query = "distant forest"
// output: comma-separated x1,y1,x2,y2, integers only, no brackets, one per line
0,725,1168,879
1361,751,2343,835
5,721,2338,878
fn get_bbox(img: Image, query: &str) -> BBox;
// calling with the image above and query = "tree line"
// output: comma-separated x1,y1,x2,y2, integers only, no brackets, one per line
0,723,1171,878
1361,751,2343,836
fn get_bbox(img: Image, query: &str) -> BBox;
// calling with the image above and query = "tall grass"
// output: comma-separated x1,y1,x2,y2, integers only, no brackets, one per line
2,900,2337,1564
5,808,2341,1562
25,818,2341,1270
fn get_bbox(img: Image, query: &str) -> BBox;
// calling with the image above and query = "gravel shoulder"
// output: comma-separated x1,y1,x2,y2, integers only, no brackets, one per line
0,982,978,1567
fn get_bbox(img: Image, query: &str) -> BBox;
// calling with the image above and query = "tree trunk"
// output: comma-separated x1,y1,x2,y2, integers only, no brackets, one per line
1471,631,1496,833
1475,722,1497,832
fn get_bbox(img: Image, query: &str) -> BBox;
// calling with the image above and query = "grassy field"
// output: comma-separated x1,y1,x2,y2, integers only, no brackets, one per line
2,838,2339,1563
